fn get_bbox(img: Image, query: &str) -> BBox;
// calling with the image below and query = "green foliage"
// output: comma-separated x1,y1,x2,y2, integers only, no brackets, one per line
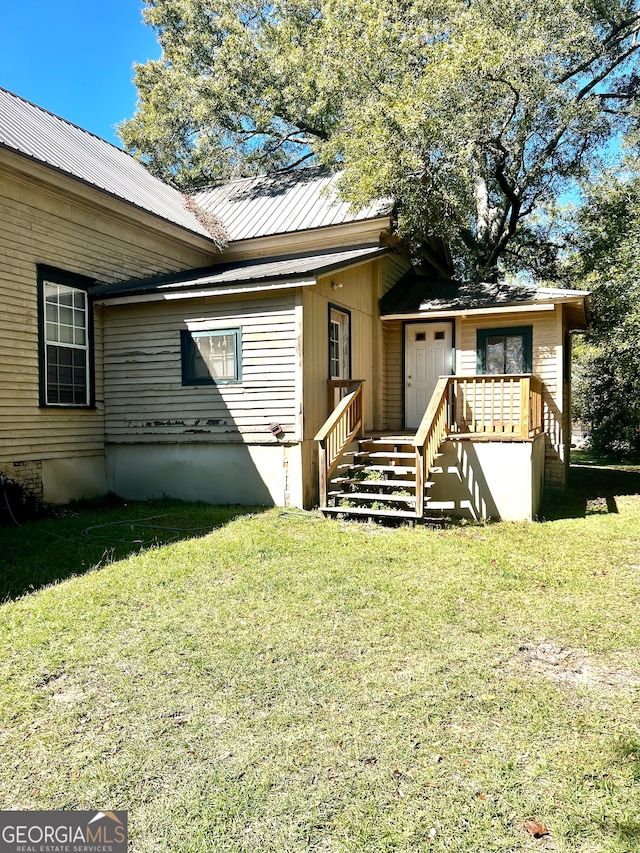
121,0,640,281
570,167,640,457
354,468,384,481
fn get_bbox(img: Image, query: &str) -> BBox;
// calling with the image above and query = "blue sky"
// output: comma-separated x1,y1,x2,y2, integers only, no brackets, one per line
0,0,160,146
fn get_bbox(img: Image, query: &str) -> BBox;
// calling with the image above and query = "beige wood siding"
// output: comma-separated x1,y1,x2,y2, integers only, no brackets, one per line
457,307,566,486
103,293,298,444
0,157,216,471
383,320,403,431
458,310,559,387
302,262,378,440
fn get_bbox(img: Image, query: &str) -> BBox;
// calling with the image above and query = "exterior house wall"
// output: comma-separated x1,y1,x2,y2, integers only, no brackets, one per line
382,320,403,432
0,153,217,503
102,290,303,507
457,307,566,489
302,262,378,440
300,261,382,508
102,292,299,444
379,256,411,432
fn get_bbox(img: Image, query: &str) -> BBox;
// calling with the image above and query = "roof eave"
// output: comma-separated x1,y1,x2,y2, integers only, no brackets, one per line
91,246,389,303
381,294,589,322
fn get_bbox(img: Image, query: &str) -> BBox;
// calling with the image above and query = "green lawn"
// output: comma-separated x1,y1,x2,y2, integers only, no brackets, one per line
1,463,640,852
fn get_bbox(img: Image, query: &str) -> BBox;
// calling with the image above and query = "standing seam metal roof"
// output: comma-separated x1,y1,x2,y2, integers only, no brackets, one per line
192,167,394,242
0,87,211,238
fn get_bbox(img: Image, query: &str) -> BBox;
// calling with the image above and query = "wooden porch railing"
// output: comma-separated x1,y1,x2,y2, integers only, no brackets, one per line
317,374,544,517
315,380,364,509
449,374,543,440
413,376,451,517
328,379,356,413
413,374,544,515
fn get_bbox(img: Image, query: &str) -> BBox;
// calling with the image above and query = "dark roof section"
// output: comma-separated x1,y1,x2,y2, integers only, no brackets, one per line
192,167,394,242
379,269,459,314
380,270,589,322
90,245,389,299
0,87,216,240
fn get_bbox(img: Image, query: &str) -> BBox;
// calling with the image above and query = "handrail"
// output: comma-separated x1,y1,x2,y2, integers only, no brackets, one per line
411,374,544,515
412,377,451,516
327,379,354,413
315,380,364,508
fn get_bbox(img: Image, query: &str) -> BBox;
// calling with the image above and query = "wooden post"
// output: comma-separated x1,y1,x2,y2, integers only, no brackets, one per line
520,377,530,440
318,440,328,509
415,447,424,517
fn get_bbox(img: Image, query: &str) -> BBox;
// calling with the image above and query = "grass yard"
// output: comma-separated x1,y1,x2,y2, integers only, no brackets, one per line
1,459,640,852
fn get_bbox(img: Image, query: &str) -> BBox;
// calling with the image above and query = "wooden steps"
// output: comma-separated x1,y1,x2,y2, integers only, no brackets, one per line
322,506,421,520
321,434,440,522
328,491,417,503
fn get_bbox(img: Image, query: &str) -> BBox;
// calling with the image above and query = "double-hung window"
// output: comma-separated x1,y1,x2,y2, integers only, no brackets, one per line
477,326,532,375
39,269,92,406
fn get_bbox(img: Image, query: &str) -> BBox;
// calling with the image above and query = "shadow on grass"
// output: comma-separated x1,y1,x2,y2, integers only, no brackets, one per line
0,496,266,602
541,452,640,520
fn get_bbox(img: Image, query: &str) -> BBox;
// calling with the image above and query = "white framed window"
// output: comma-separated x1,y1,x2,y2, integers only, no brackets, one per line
181,328,242,384
39,273,91,407
329,306,351,380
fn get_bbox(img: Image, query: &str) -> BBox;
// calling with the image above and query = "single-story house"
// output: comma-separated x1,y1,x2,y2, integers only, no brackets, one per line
0,87,588,521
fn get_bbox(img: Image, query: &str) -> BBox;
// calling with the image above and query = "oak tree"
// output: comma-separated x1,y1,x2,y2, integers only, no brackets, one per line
121,0,640,281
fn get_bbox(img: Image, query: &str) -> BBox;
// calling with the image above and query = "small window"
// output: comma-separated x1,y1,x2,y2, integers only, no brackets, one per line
328,307,351,379
434,330,445,340
477,326,532,374
39,269,92,407
181,329,241,385
415,332,426,342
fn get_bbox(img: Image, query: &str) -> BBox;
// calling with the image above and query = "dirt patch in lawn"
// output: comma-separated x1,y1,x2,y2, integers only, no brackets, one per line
519,642,640,695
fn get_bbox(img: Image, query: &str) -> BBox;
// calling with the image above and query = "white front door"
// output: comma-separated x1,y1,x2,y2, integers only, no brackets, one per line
405,322,453,429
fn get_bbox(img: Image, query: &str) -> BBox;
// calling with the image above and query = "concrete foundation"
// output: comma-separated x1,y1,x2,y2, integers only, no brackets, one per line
106,442,304,507
426,434,546,521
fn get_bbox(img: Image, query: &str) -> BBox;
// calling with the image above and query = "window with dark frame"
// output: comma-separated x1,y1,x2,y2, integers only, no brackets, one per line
477,326,532,375
39,270,92,407
181,329,241,385
328,306,350,380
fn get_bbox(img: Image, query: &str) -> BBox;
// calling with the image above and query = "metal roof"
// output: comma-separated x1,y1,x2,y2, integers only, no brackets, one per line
380,270,589,327
0,87,213,239
192,167,394,242
90,245,388,299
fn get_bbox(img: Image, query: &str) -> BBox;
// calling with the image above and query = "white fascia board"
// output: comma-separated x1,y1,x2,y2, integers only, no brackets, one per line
94,277,317,306
381,302,557,321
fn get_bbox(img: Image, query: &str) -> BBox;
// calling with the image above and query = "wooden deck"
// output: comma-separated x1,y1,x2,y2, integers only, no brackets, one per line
316,375,545,521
